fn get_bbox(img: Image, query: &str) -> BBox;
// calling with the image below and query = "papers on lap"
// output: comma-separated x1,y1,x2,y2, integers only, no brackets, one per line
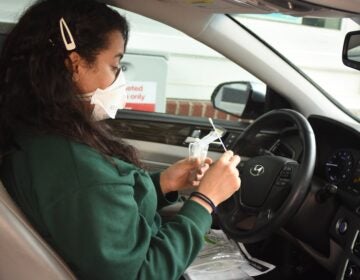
184,229,275,280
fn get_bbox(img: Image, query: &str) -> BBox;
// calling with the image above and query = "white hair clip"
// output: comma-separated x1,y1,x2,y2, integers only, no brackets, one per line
59,17,76,51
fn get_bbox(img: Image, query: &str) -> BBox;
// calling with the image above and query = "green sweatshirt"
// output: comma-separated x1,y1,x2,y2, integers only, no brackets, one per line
0,129,212,280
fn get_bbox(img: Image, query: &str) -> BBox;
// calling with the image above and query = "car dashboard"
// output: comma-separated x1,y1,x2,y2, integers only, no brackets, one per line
283,116,360,280
110,112,360,280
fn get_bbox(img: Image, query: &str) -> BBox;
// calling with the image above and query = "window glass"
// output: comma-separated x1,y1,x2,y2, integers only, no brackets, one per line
116,8,265,121
235,14,360,118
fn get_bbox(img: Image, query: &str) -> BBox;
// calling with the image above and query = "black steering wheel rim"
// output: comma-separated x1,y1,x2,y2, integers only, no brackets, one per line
217,109,316,243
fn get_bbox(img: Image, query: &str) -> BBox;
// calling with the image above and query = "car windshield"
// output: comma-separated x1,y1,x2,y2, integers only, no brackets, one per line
232,14,360,121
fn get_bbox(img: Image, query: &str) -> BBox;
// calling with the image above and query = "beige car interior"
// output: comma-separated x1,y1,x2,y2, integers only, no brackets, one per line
0,179,75,279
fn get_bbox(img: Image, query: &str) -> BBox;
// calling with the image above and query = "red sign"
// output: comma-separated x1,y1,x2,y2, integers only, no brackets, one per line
125,81,157,112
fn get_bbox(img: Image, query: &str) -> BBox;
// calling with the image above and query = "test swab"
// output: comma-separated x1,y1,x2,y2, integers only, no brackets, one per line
208,118,227,152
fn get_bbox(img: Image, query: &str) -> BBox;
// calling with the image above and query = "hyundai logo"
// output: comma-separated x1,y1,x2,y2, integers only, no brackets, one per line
250,164,265,176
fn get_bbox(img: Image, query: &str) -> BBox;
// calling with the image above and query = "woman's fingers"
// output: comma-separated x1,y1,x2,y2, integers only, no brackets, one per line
220,150,234,162
191,180,200,187
196,163,209,174
204,157,213,165
230,154,241,167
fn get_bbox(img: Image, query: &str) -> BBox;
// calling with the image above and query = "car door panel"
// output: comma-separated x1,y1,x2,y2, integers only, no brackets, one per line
108,110,249,171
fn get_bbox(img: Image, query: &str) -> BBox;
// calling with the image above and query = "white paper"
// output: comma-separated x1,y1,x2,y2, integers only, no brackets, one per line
183,230,275,280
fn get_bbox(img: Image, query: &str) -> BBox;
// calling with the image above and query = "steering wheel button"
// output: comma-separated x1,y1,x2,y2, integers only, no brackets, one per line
275,179,288,187
283,166,292,172
336,219,348,235
280,171,291,179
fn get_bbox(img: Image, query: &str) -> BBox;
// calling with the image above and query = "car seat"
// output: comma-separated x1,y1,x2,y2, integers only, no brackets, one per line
0,178,76,279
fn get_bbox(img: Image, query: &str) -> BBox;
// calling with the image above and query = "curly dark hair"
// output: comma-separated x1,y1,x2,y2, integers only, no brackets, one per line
0,0,142,167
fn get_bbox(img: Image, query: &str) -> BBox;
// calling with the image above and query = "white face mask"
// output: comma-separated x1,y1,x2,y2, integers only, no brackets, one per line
80,71,128,121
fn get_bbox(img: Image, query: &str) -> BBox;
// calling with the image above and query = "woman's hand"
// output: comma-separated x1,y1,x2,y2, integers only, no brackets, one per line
160,157,213,194
190,151,241,213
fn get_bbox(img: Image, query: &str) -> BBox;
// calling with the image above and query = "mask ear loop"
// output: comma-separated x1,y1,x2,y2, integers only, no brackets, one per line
59,17,76,51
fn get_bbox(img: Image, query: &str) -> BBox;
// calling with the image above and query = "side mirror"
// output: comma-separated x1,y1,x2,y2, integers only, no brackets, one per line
211,81,266,119
343,30,360,71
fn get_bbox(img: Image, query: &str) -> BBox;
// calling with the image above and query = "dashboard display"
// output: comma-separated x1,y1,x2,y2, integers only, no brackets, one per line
325,150,354,185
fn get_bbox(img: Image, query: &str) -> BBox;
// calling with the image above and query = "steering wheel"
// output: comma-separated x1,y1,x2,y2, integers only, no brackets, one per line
217,109,316,243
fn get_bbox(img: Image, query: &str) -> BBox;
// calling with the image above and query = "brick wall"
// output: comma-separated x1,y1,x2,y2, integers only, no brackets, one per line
166,98,239,121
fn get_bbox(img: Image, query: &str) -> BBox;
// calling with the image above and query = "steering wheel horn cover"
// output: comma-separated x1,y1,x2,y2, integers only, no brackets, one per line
241,155,294,208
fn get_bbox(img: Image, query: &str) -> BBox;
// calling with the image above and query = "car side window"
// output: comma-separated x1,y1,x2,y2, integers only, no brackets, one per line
117,8,265,121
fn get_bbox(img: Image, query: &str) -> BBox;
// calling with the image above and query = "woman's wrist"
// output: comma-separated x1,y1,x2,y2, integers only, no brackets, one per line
189,192,217,214
159,171,171,194
189,196,213,213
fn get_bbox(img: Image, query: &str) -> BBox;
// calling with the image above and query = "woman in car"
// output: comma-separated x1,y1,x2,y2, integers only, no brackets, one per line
0,0,240,279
